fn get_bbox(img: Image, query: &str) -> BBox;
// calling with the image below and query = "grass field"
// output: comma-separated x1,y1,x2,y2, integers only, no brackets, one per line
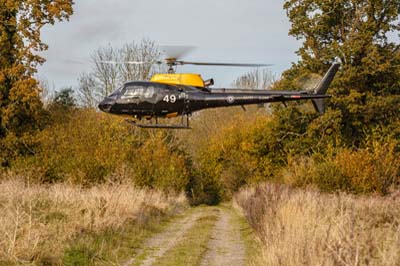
234,183,400,266
0,177,187,265
2,173,398,266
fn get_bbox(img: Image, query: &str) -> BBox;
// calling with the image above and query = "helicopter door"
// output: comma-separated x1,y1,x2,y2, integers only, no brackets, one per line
156,85,185,117
141,86,157,114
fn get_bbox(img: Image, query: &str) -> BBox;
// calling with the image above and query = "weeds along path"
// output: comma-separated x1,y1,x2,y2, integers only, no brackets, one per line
124,205,254,266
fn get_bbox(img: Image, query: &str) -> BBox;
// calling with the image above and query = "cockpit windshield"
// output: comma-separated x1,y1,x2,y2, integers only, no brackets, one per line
107,87,123,99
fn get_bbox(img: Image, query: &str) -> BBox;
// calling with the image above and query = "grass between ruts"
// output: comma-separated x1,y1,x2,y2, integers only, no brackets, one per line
151,206,220,266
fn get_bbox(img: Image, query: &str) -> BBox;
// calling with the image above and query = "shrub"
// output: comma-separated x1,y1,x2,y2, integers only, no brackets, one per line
13,109,134,185
335,139,400,194
282,138,400,194
194,107,348,198
129,131,190,192
186,170,223,206
11,109,191,192
196,113,277,198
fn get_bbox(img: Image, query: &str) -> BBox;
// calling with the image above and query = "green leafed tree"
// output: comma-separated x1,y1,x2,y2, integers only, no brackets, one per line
52,88,76,108
281,0,400,146
0,0,74,165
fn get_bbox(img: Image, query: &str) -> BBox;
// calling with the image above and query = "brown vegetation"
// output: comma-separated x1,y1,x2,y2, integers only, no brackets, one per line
234,183,400,266
0,174,187,265
194,107,399,199
13,108,191,192
282,139,400,195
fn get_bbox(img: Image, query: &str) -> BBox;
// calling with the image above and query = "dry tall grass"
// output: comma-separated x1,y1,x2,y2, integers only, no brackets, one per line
0,176,187,264
234,183,400,266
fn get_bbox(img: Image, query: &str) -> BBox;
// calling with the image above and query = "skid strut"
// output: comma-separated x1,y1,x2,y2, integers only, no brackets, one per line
126,114,191,129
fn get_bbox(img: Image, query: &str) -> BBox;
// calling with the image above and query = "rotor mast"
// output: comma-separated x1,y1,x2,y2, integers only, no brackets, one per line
165,58,177,74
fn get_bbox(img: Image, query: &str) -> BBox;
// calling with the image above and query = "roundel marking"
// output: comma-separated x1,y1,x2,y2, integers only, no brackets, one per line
227,96,235,104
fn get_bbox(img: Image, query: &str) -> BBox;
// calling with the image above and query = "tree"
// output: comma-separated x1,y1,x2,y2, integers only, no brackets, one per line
51,88,76,108
77,39,162,108
91,44,120,97
119,39,162,82
76,73,98,108
282,0,400,146
0,0,74,165
38,79,56,105
234,68,275,90
234,68,276,113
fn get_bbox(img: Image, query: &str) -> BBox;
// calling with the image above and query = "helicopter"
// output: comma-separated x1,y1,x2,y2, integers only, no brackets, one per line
98,50,340,129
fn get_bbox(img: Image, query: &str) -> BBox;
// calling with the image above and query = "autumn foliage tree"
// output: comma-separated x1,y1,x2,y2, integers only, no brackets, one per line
281,0,400,146
0,0,74,166
190,1,400,198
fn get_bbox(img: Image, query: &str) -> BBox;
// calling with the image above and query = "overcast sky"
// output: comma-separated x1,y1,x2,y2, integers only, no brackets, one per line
37,0,301,89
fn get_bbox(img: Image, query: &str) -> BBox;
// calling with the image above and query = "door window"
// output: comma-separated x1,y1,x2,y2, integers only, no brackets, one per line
143,86,155,99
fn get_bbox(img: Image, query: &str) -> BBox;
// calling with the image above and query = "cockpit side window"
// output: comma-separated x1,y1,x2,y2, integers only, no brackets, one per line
121,86,143,99
121,85,156,100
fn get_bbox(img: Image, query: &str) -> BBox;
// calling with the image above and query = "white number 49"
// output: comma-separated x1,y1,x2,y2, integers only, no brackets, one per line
163,95,176,103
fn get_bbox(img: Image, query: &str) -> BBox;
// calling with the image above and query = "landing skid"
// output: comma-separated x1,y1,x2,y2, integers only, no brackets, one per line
126,115,191,129
136,123,190,129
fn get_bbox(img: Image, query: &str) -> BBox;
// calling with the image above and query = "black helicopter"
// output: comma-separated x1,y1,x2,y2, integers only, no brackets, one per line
98,53,340,129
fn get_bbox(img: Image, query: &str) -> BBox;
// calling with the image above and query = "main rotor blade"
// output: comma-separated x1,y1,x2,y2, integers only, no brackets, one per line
176,61,272,67
161,45,196,60
64,59,86,65
99,59,271,68
100,60,162,65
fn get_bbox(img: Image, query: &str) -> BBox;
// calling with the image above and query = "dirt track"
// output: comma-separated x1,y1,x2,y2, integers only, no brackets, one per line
124,205,249,266
200,207,245,266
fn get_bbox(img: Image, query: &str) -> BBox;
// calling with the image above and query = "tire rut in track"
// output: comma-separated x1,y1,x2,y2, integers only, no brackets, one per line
123,209,203,266
200,207,245,266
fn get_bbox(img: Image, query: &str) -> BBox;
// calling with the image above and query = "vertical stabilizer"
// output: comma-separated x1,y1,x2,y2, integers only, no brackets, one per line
312,62,340,113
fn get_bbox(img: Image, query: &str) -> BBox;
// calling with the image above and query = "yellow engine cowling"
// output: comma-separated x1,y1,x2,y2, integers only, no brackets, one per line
150,73,205,87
